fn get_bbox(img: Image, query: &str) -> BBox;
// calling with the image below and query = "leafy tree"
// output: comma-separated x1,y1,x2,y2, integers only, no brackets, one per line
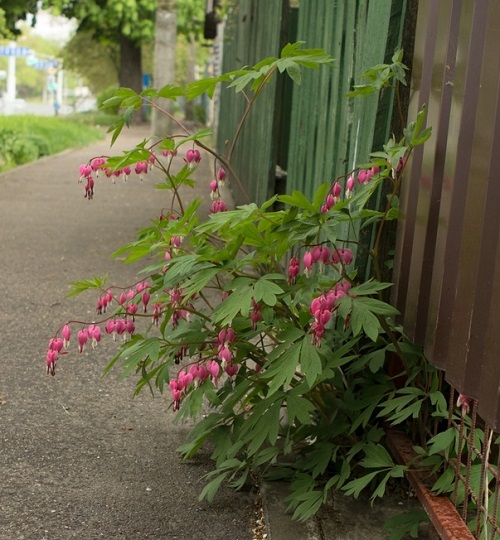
42,0,156,94
61,30,119,94
0,0,38,38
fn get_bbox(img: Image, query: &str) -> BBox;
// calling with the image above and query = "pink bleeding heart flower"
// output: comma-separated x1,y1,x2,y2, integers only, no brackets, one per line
62,324,71,348
46,349,58,376
77,329,88,353
184,149,201,168
346,175,355,198
225,364,239,378
142,291,151,312
206,360,220,385
303,251,313,276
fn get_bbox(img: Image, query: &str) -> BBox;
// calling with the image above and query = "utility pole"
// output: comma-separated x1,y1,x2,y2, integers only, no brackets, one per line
6,43,16,103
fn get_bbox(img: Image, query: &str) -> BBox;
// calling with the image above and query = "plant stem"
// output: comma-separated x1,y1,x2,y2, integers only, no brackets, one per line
228,67,277,162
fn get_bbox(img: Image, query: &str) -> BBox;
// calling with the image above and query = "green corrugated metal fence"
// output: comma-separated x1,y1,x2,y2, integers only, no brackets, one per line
217,0,408,211
216,0,287,204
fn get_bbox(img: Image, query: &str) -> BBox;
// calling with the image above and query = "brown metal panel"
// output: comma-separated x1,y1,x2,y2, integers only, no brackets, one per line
447,2,500,399
391,0,438,333
470,11,500,429
422,1,474,364
412,0,462,346
429,0,489,374
478,245,500,431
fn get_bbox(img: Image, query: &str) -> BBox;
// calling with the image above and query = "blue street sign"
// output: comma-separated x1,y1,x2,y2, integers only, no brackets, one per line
32,59,60,70
0,46,31,57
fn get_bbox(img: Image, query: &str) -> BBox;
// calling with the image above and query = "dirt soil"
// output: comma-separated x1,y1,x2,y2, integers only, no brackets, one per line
0,126,253,540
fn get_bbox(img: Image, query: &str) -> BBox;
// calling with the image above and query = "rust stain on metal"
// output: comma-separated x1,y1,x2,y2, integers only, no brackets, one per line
387,430,475,540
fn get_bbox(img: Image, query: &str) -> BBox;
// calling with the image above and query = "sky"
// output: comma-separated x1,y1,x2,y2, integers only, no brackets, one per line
28,10,77,43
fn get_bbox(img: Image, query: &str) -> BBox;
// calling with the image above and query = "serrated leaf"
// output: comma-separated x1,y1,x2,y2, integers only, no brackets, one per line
185,77,221,101
157,84,185,100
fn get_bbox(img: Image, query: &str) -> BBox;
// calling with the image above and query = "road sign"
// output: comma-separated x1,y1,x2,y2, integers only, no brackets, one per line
32,59,60,70
0,46,31,57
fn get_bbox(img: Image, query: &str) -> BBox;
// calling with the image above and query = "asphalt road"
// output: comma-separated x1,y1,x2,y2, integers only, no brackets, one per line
0,126,253,540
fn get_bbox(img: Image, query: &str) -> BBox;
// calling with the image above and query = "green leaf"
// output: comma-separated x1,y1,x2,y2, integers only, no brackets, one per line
349,279,393,296
307,443,336,478
174,128,214,148
349,300,381,342
185,76,221,101
198,471,229,502
431,466,455,494
182,266,220,298
387,400,423,425
211,286,254,326
253,447,280,468
342,471,379,498
157,84,185,100
360,444,394,469
262,341,302,395
104,146,152,172
107,336,161,379
300,338,323,388
383,510,429,540
428,428,457,456
371,466,405,502
285,62,301,84
365,349,386,373
289,491,325,522
287,395,316,425
277,190,315,211
66,275,108,297
253,277,284,306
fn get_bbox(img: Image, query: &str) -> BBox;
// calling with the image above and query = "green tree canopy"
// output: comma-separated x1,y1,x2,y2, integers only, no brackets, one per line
42,0,156,44
61,30,119,94
42,0,157,93
0,0,38,38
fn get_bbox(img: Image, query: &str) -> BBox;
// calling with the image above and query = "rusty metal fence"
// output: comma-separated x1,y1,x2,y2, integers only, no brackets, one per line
392,0,500,537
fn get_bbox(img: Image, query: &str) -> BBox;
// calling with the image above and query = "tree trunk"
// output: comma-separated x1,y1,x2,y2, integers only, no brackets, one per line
152,0,177,138
119,35,143,91
119,34,144,124
184,33,197,122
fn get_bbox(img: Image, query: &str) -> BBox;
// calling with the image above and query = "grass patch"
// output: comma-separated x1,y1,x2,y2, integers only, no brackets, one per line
64,111,120,128
0,115,105,172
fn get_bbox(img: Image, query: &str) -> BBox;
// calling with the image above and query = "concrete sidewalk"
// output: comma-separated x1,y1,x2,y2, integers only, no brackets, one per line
0,124,430,540
0,125,252,540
